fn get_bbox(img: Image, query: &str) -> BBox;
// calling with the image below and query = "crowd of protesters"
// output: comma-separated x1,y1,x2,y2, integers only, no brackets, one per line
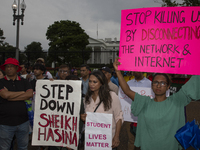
0,57,198,150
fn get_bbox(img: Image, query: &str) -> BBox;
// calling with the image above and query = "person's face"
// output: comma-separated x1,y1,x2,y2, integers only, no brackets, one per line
20,65,26,74
102,70,111,81
74,70,78,76
0,71,4,79
80,67,89,78
152,75,169,96
132,72,143,79
5,64,18,77
89,75,102,93
58,67,70,80
34,69,44,77
36,60,45,66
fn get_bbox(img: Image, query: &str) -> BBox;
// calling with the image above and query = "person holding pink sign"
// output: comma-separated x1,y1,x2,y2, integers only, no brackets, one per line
81,70,123,149
113,57,200,150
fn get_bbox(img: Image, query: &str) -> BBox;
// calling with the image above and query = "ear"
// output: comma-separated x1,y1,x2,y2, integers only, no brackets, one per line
167,85,170,90
108,73,112,78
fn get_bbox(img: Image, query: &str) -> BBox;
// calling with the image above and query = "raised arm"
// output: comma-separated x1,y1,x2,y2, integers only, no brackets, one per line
113,57,135,101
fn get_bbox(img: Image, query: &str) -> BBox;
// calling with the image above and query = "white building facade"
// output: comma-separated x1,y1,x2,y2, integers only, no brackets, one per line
86,37,119,64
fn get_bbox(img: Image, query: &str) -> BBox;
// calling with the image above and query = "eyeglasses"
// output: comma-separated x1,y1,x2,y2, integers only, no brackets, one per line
59,70,68,74
152,81,167,87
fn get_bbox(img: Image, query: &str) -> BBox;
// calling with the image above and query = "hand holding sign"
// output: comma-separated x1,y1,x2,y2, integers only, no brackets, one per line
113,57,121,72
112,134,120,148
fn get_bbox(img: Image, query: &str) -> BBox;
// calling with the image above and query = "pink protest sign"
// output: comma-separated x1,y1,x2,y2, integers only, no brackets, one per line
119,7,200,75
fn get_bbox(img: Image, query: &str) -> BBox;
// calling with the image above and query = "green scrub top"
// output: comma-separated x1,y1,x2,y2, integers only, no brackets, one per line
131,75,200,150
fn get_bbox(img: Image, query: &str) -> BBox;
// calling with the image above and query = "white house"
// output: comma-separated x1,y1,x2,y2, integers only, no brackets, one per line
86,37,119,64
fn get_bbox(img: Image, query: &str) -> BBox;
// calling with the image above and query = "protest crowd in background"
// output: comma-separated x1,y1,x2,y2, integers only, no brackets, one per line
0,56,197,150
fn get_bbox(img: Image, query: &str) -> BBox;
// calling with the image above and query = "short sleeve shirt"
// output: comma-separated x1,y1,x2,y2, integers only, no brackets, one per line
0,76,33,126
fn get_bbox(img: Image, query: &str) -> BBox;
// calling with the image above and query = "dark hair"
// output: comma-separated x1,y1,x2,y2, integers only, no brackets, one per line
152,73,171,86
85,70,111,111
80,64,90,71
33,63,46,73
59,64,69,69
65,75,80,80
20,63,28,69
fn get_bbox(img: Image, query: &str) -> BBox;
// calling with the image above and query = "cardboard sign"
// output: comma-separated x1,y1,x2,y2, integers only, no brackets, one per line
85,112,112,150
32,80,81,149
119,7,200,75
119,87,154,122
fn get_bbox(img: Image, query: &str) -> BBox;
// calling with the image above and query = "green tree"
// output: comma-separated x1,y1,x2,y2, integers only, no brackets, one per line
0,28,16,64
162,0,200,6
46,20,91,67
24,41,47,64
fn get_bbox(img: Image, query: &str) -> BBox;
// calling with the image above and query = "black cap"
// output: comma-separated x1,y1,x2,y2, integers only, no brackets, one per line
101,66,111,73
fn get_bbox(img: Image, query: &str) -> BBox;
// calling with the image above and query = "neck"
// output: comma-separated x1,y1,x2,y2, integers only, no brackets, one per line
36,75,44,80
21,72,27,75
92,91,99,102
82,75,89,81
154,95,167,102
7,75,17,80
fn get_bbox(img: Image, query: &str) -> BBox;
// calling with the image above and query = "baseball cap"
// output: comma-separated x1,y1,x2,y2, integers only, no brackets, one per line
101,66,111,73
36,58,44,63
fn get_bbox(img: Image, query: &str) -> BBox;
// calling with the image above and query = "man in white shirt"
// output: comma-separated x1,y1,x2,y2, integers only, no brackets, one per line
101,66,119,95
35,58,53,79
80,64,90,97
20,63,28,79
126,72,151,150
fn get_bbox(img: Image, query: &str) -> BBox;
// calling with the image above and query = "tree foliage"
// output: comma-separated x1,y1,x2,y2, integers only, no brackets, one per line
24,41,47,64
0,28,5,46
0,28,16,64
162,0,200,6
46,20,91,67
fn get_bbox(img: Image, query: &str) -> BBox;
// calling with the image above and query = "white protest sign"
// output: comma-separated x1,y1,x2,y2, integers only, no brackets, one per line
32,80,81,150
85,112,112,150
119,87,154,122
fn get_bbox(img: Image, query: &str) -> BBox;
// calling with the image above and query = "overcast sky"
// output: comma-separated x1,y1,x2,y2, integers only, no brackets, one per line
0,0,181,51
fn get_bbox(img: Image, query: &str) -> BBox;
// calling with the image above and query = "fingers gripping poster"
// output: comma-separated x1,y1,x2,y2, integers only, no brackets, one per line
32,80,82,149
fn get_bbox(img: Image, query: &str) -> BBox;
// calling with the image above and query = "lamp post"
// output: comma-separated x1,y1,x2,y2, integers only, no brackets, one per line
12,0,26,60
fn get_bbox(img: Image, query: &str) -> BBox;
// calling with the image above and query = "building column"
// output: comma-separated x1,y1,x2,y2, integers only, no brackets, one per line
92,47,94,64
101,47,104,64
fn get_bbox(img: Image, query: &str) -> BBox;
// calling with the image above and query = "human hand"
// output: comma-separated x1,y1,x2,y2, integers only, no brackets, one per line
113,57,121,72
80,113,87,122
26,74,31,79
112,135,120,148
4,87,8,91
65,146,72,150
